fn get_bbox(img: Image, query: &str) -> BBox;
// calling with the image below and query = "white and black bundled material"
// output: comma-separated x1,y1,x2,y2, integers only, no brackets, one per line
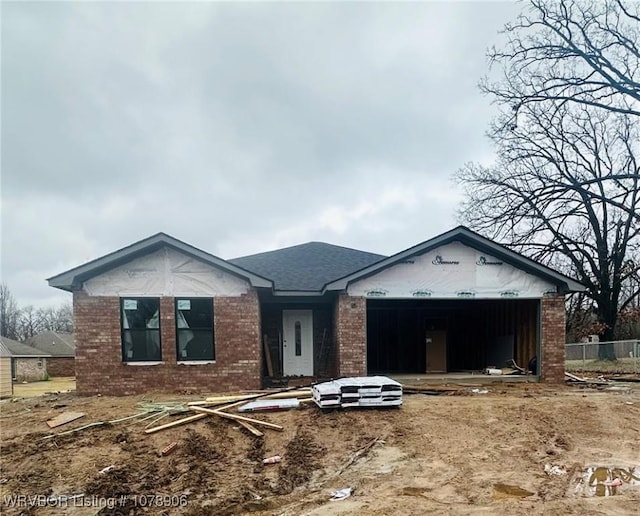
312,376,402,409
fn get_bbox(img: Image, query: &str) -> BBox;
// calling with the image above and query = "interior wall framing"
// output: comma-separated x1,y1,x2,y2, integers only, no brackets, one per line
366,298,540,374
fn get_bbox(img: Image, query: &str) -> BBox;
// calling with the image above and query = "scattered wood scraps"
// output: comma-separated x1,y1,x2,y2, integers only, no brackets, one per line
145,385,312,435
565,372,609,385
46,412,85,428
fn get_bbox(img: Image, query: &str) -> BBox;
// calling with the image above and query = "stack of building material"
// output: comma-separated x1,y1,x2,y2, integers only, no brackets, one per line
312,376,402,409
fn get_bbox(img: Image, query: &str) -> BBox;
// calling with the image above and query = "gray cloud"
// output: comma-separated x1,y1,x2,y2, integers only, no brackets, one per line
1,1,522,307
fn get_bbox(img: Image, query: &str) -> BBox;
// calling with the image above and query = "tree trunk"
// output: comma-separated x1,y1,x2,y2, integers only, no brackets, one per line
597,305,618,361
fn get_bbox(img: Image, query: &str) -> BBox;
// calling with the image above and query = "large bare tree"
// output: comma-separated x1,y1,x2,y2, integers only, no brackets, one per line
0,283,20,340
457,101,640,359
459,0,640,360
485,0,640,120
0,283,73,341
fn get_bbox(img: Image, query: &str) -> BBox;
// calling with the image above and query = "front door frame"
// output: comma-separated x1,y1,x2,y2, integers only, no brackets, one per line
282,309,314,376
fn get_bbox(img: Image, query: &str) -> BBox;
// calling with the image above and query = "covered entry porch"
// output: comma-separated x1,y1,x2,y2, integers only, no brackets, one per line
259,294,337,380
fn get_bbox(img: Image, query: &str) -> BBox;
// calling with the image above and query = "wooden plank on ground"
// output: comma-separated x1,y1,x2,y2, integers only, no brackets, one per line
188,395,258,407
191,406,284,431
46,412,85,428
237,420,264,437
145,413,208,434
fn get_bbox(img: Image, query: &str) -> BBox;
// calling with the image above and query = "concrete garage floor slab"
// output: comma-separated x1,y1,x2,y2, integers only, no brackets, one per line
390,373,538,385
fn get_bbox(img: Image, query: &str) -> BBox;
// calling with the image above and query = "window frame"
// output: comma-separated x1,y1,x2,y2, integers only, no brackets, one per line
175,297,215,362
120,297,162,363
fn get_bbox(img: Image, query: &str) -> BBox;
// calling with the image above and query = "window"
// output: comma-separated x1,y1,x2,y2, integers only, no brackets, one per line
295,321,302,356
121,298,161,362
175,298,214,361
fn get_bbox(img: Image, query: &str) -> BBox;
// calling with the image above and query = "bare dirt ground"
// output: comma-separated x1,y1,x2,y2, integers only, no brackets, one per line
1,381,639,515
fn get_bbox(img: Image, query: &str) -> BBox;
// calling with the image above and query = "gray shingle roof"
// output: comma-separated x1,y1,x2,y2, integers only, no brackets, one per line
25,331,75,357
229,242,386,291
0,337,51,357
0,340,11,358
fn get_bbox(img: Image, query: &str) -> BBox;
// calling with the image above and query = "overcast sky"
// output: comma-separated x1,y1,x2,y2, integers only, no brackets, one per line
1,1,523,308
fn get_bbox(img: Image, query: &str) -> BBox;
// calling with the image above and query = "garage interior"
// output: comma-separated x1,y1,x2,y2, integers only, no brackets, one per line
366,298,539,374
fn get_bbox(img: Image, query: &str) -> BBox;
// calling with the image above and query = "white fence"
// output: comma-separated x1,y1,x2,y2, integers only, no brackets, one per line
565,340,640,374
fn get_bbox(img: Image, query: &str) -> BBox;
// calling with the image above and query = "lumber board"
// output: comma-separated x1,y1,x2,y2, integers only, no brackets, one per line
237,420,264,437
188,395,257,406
191,406,283,431
199,389,311,405
206,389,310,401
46,412,85,428
145,413,208,434
605,376,640,383
263,334,274,377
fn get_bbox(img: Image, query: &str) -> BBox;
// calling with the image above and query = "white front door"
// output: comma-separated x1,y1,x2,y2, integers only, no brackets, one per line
282,310,313,376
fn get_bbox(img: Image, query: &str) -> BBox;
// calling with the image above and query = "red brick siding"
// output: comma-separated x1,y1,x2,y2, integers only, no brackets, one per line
47,357,75,377
540,293,566,383
334,295,366,377
73,290,261,396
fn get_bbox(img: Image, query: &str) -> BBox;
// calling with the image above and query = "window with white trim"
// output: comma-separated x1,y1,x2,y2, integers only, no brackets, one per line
121,298,161,362
175,298,214,361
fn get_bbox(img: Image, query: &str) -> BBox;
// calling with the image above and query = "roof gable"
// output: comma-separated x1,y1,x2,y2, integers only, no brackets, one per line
230,242,386,292
325,226,585,294
48,233,272,292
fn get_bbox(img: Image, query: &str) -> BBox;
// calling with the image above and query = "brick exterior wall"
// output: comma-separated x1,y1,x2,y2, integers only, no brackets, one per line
14,358,48,382
540,293,566,383
334,295,367,377
47,357,75,377
73,290,262,396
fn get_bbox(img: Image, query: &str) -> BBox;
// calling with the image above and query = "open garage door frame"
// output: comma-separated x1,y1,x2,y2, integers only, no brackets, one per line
366,298,540,375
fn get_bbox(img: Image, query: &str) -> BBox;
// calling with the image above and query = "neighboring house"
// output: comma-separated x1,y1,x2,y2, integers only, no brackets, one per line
47,226,584,396
25,331,75,377
0,340,13,397
0,336,51,383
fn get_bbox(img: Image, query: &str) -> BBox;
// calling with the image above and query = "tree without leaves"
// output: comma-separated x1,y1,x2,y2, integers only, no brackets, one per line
484,0,640,121
17,305,42,340
36,304,73,334
0,283,20,340
456,101,640,360
0,283,73,341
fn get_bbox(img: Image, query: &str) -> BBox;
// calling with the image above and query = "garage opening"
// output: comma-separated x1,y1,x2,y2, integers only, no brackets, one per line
366,299,539,374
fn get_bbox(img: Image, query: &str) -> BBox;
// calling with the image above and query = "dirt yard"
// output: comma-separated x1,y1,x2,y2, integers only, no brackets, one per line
11,378,76,398
1,381,639,515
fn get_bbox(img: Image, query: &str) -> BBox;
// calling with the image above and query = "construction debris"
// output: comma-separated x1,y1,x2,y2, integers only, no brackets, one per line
544,464,568,476
191,406,284,431
238,398,301,412
312,376,402,408
145,386,308,434
46,412,85,428
565,372,610,385
330,487,353,501
237,420,264,437
160,442,178,456
263,455,282,464
145,413,208,434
